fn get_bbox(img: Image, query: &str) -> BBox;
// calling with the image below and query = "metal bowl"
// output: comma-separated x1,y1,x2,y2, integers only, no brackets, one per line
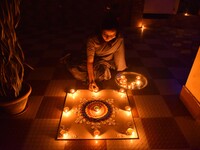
115,72,148,90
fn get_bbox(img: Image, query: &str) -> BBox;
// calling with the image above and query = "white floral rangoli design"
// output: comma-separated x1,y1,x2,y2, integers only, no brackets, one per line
75,98,117,130
57,90,138,140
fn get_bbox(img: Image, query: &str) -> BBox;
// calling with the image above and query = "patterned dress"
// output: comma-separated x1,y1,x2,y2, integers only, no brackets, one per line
62,33,127,82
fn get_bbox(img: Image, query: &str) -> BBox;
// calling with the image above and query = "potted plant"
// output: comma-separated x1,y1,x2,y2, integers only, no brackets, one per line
0,0,32,115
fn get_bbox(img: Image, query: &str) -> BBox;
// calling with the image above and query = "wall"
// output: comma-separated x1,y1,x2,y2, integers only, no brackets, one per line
180,47,200,121
143,0,180,14
186,47,200,103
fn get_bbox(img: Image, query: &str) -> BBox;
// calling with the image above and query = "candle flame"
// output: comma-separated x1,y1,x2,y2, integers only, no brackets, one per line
70,89,76,94
125,106,131,111
119,88,125,93
136,80,141,86
94,129,100,138
141,25,145,32
63,132,68,138
126,111,131,116
64,107,69,113
184,12,189,16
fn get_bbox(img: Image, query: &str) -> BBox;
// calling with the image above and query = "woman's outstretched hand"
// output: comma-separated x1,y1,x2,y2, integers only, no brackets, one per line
89,81,99,92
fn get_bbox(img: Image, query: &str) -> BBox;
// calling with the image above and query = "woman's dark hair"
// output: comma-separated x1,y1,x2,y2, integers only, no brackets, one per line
93,13,120,44
101,14,119,31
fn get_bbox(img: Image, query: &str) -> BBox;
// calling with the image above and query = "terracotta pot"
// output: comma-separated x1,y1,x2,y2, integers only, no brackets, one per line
0,83,32,115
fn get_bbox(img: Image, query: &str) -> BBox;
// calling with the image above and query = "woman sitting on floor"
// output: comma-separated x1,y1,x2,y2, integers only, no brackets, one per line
60,14,127,92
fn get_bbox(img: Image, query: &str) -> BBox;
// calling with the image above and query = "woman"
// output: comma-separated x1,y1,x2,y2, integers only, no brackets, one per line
61,15,127,92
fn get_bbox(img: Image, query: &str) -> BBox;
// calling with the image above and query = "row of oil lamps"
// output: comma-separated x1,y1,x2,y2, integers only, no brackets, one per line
59,127,135,139
69,87,127,94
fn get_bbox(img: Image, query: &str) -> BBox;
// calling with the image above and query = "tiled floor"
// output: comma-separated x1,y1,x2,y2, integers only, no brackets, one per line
1,1,200,150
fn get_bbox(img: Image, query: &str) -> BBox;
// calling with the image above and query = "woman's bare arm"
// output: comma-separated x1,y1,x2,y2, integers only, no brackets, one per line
87,55,99,92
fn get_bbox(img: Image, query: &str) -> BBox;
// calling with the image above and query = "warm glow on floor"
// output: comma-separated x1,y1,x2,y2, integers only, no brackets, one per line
57,90,138,140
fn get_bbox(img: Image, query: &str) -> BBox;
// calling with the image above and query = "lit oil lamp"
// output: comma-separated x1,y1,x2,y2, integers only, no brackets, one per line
60,129,68,138
70,89,76,94
184,12,189,16
120,75,126,79
119,75,127,85
125,106,131,111
136,80,141,86
63,107,69,113
136,76,141,80
127,84,132,89
141,25,145,32
94,105,101,113
126,127,134,135
131,82,135,89
94,129,100,138
63,132,68,138
93,88,99,93
119,88,125,93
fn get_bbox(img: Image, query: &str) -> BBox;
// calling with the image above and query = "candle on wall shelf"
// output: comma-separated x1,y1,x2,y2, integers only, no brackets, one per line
141,25,145,32
184,12,190,16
